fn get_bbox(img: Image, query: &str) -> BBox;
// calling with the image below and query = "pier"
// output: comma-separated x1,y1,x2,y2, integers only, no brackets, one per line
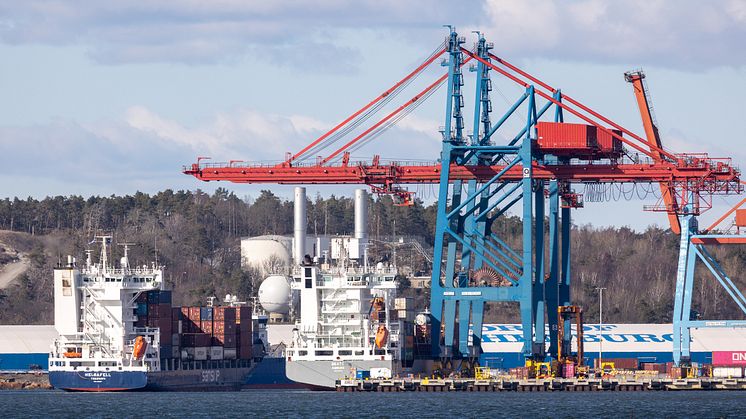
336,377,746,392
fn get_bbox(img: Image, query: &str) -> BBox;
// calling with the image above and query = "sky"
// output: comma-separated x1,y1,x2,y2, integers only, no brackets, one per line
0,0,745,231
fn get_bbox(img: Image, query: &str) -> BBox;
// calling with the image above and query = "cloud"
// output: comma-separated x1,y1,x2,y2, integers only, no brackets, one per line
0,0,473,68
479,0,746,70
0,105,442,196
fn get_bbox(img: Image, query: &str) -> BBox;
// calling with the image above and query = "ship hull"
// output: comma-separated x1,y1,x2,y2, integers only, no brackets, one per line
286,359,395,390
50,367,253,392
49,370,147,392
244,356,307,390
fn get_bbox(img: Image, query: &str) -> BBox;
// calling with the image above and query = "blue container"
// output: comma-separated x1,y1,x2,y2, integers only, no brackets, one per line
200,307,213,321
160,290,172,304
355,370,370,380
137,303,148,316
147,291,160,304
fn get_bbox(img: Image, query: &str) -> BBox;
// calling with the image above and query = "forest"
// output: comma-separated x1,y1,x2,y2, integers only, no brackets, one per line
0,189,744,325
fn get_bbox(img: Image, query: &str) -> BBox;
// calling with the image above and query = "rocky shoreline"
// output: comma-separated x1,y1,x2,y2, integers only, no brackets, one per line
0,373,54,390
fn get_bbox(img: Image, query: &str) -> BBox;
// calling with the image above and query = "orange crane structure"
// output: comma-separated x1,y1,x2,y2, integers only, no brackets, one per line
184,29,744,366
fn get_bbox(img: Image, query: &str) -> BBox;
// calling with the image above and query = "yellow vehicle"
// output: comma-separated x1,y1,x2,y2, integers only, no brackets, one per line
474,366,493,380
526,360,553,379
600,361,616,376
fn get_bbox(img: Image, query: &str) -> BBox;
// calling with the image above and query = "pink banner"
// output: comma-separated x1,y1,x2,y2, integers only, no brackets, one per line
713,351,746,366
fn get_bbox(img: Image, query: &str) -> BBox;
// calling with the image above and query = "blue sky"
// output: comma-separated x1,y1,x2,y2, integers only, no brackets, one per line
0,0,745,230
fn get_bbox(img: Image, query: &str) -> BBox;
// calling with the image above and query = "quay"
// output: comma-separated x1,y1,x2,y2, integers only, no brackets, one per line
336,377,746,392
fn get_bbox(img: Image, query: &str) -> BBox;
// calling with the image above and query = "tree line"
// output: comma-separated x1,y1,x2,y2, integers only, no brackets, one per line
0,189,744,325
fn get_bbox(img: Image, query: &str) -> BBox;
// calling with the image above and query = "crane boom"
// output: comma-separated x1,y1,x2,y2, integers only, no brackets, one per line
625,70,681,233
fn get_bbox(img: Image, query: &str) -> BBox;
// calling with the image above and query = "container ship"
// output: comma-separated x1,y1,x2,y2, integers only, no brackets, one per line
48,236,254,391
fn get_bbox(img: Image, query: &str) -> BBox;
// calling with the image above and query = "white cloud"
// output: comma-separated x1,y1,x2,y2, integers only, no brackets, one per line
479,0,746,69
0,0,472,68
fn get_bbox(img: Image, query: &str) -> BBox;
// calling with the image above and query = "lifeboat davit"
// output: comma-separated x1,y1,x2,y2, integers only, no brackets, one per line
375,325,389,348
133,336,148,360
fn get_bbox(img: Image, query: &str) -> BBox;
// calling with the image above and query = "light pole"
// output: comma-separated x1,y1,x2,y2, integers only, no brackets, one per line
596,287,606,370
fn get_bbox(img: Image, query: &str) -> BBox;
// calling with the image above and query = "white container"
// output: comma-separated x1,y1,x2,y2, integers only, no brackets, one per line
210,346,224,360
394,298,412,310
194,347,209,361
713,367,743,378
181,348,194,360
370,367,392,379
224,348,237,360
397,310,413,322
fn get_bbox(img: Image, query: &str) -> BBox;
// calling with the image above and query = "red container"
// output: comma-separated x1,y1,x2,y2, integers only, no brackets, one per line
222,334,237,348
239,345,252,360
713,351,746,366
159,303,172,319
595,127,623,154
148,304,160,318
736,210,746,227
562,363,575,378
201,320,213,335
214,321,225,335
595,357,638,370
188,307,201,322
536,122,597,154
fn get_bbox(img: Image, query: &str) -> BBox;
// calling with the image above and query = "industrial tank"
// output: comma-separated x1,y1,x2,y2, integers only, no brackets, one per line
258,275,292,314
240,235,292,274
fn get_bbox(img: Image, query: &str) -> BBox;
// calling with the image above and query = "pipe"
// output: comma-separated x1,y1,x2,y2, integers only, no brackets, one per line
354,189,368,241
293,187,307,264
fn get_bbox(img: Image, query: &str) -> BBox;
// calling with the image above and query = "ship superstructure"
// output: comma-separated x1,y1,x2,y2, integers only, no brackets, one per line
49,236,162,391
283,187,412,389
48,237,253,391
285,262,402,388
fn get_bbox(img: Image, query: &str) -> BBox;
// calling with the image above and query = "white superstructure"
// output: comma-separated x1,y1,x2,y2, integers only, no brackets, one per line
49,237,164,377
284,188,405,388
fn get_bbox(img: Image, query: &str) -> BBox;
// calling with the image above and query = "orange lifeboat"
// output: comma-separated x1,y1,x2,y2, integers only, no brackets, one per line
133,336,148,360
375,325,389,348
63,350,82,358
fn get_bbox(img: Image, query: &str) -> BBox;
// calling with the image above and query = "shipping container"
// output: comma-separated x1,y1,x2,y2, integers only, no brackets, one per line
136,303,148,316
172,345,180,359
148,304,160,318
736,209,746,227
355,370,370,380
562,363,575,378
224,348,237,360
160,290,172,304
195,333,212,347
238,344,252,360
595,127,623,155
147,291,160,304
394,297,413,311
194,347,208,361
171,333,180,347
188,307,201,322
160,344,173,359
370,367,392,379
713,367,743,378
181,348,193,360
214,306,236,321
181,334,196,347
712,351,746,366
201,320,213,335
200,307,213,321
536,122,597,155
594,357,638,370
210,346,224,360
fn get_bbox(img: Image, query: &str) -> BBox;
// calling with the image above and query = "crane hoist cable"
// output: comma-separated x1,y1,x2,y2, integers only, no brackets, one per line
293,41,446,163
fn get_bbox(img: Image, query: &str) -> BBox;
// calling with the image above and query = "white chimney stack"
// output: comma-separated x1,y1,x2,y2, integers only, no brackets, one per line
354,189,368,241
293,187,307,264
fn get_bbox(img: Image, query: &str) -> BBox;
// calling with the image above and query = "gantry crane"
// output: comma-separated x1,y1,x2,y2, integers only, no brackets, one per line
184,28,743,365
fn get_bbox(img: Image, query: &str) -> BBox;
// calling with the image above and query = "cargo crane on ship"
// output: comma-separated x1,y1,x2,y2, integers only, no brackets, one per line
184,28,745,369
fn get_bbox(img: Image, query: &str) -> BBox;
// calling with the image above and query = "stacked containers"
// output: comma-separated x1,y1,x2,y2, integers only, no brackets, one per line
238,306,252,359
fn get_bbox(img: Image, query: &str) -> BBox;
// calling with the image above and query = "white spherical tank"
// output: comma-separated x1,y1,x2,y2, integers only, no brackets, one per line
258,275,292,314
241,235,292,274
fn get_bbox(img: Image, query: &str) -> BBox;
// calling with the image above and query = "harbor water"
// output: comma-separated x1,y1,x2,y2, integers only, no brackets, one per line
2,390,746,418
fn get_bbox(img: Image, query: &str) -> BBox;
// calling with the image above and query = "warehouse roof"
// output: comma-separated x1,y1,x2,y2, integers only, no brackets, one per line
0,325,57,354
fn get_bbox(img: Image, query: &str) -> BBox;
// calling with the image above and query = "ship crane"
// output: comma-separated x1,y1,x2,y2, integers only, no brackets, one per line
184,28,743,366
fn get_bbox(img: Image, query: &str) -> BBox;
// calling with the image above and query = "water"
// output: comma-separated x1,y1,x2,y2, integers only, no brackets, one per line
3,390,746,418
